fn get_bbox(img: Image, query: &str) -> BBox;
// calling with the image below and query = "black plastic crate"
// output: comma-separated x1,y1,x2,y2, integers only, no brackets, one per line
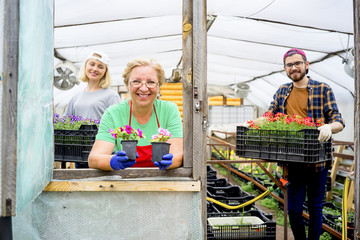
208,202,221,214
207,186,251,199
322,215,354,239
207,165,216,173
207,172,218,180
207,209,276,240
303,201,343,222
321,202,342,221
54,124,98,162
235,126,332,163
207,188,256,213
207,178,232,188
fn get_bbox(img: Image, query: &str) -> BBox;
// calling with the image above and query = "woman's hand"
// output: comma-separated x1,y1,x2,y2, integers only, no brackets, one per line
110,151,137,170
154,153,173,170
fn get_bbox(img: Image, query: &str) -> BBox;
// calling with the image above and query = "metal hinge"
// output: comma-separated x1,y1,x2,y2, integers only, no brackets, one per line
203,116,208,131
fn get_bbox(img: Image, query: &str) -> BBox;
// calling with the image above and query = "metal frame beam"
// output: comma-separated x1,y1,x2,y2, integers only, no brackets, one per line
353,0,360,238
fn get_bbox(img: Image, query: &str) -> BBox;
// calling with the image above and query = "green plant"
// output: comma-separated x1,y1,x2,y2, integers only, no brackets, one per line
334,209,354,225
320,232,332,240
53,113,99,130
109,125,145,141
259,197,278,210
240,182,258,195
329,199,342,208
235,217,251,225
323,206,341,216
332,187,343,196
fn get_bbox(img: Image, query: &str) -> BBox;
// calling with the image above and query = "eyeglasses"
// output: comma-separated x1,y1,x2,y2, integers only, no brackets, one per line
284,61,306,69
130,80,158,89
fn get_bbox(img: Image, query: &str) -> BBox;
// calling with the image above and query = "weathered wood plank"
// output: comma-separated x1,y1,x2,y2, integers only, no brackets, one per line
44,180,200,192
192,1,207,239
53,167,192,180
1,0,19,217
182,0,193,169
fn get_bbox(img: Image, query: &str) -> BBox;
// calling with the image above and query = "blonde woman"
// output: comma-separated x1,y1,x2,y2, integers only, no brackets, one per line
64,50,120,121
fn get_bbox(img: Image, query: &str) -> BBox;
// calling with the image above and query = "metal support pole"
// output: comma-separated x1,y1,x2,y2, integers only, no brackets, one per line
353,0,360,239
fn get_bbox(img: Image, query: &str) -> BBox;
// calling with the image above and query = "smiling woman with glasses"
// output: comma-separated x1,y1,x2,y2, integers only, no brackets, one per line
88,57,184,171
129,79,158,89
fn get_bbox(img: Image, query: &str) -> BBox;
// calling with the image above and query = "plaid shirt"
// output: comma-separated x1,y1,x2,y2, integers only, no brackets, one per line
268,78,345,171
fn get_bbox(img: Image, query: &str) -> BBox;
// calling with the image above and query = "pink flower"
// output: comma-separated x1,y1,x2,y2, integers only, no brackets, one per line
138,128,143,138
109,129,117,138
150,128,172,143
108,125,145,141
125,125,133,135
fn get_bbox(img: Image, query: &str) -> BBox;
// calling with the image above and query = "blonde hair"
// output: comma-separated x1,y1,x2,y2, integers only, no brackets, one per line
122,58,165,86
78,59,112,88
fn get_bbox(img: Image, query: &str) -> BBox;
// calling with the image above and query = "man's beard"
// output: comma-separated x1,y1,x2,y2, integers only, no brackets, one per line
287,69,306,82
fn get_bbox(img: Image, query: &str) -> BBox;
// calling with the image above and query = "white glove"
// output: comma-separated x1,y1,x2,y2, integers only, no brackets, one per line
318,124,332,142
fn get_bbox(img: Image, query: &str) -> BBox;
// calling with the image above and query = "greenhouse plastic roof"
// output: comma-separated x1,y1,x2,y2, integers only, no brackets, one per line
53,0,355,140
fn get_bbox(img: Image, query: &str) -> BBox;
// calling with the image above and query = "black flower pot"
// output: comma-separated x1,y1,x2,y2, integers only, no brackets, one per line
151,142,171,163
121,140,138,161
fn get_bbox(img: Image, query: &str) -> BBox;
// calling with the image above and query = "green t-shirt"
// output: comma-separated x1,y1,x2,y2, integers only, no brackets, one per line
96,99,183,152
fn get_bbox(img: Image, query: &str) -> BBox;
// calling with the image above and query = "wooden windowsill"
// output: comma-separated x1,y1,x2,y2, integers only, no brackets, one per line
44,180,200,192
53,167,192,180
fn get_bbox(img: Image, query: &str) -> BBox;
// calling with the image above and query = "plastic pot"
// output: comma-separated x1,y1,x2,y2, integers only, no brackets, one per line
121,140,138,160
151,142,171,163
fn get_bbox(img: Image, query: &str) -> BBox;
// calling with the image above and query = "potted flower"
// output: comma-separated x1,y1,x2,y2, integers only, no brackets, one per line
236,112,331,163
53,114,100,162
149,127,172,163
109,125,145,160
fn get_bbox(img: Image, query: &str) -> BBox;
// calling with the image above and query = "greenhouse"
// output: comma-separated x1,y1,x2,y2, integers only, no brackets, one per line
0,0,359,239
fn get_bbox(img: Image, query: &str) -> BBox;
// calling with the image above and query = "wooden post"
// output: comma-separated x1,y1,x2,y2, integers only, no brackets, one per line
183,0,208,238
353,0,360,238
240,98,244,105
267,162,274,172
182,1,193,169
1,0,19,217
222,96,226,105
326,145,345,200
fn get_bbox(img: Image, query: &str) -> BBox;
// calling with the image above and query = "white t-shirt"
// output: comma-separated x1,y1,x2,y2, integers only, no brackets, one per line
64,88,121,120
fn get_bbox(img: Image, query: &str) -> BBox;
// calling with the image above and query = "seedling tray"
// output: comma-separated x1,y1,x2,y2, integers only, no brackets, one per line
54,124,98,162
235,126,332,163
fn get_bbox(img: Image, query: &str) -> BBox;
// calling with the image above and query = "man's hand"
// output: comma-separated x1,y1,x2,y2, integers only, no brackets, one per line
318,124,332,142
110,151,136,170
154,153,173,171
